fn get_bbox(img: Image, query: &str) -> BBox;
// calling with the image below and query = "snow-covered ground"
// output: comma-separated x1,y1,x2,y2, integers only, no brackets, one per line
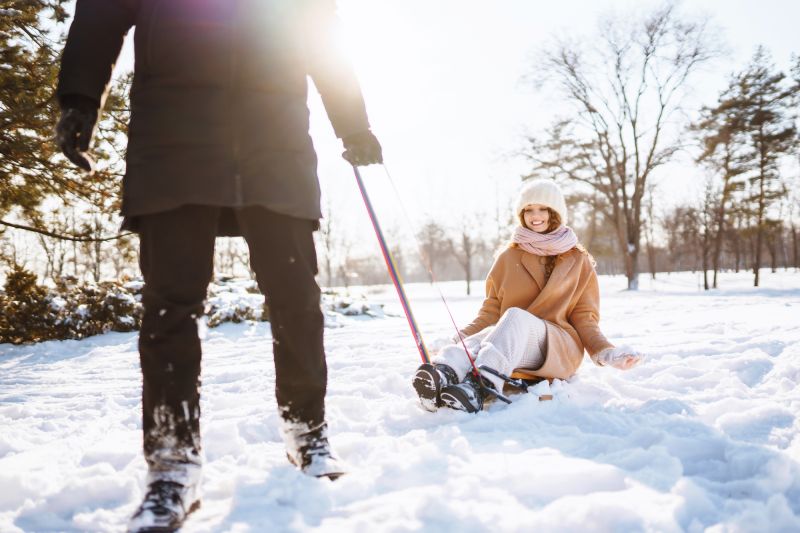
1,269,799,532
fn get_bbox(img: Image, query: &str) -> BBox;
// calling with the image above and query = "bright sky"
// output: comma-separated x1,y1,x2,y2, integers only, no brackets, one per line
114,0,799,252
315,0,800,250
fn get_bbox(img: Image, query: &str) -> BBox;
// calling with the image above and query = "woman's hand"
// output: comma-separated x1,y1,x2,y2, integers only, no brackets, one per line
596,346,644,370
428,335,458,353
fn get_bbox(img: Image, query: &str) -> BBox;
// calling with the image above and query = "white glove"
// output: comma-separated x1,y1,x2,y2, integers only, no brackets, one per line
596,345,644,370
427,335,458,353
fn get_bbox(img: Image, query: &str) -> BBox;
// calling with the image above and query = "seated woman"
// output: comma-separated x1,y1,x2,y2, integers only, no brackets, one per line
413,179,643,413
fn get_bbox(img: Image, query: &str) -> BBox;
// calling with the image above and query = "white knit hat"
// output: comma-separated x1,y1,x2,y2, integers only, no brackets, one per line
515,179,568,226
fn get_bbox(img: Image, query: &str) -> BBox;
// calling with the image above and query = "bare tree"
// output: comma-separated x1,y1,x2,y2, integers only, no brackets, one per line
699,180,716,289
562,189,623,274
790,188,800,271
524,2,721,289
662,205,702,273
449,218,487,295
416,220,449,283
36,215,71,281
318,197,337,288
336,237,355,289
643,186,658,279
387,227,407,284
214,238,251,279
110,233,138,280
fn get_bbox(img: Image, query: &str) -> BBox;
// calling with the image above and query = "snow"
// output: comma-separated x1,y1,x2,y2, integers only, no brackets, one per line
1,269,799,532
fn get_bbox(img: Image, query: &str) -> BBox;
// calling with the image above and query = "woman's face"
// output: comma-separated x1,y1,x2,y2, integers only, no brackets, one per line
522,204,550,233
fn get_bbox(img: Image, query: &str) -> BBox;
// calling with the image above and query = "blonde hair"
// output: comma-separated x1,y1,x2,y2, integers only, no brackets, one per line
510,207,591,281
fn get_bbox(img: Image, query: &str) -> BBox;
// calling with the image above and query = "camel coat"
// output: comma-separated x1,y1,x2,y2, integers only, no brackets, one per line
460,246,613,380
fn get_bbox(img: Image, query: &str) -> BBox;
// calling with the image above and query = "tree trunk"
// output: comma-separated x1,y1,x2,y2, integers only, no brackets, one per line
616,220,639,290
769,229,778,273
325,258,333,289
712,195,729,289
702,232,710,291
625,246,640,290
93,234,101,282
754,160,766,287
465,259,472,296
39,235,54,282
753,227,762,287
71,214,79,278
644,198,657,280
736,233,742,273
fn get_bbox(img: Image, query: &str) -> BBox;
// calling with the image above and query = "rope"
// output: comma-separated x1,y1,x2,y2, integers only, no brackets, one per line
378,164,482,378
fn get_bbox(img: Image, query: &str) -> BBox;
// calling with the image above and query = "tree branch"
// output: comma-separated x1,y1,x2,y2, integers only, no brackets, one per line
0,218,133,242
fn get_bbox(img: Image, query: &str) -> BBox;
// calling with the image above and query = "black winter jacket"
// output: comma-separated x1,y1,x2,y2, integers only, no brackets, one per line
57,0,371,233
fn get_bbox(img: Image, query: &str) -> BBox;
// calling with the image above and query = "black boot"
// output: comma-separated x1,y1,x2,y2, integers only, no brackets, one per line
412,363,459,412
283,420,346,480
128,449,202,533
440,372,494,413
130,402,202,532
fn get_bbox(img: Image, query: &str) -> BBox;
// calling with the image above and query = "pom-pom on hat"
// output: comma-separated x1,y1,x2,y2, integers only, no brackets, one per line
515,179,568,226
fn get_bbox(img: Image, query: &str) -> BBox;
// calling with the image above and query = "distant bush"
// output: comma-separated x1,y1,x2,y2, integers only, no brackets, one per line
0,268,382,345
206,279,268,327
0,267,145,344
50,278,144,339
0,265,57,344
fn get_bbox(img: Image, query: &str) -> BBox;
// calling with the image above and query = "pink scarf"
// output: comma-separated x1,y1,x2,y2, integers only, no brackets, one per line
512,225,579,256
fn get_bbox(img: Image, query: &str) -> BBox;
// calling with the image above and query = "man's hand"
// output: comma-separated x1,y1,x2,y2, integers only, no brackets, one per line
596,346,644,370
342,129,383,166
55,95,98,172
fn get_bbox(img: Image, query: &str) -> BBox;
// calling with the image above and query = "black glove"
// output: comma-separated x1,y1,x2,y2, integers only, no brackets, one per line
55,94,99,172
342,129,383,166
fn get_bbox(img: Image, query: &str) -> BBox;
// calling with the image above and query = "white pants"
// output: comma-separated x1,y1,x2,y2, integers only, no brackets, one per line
433,308,547,390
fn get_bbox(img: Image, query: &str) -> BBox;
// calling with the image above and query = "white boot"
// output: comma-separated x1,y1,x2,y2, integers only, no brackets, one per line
281,420,346,479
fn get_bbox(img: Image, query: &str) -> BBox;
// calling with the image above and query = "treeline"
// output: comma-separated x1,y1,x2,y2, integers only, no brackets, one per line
312,204,798,291
689,47,799,288
523,4,799,290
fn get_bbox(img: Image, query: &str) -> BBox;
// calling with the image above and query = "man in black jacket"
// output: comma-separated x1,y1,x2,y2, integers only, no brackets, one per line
55,0,382,530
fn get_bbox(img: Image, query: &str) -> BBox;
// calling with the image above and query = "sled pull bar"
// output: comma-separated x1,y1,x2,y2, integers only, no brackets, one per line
478,366,530,393
352,165,431,364
481,384,513,404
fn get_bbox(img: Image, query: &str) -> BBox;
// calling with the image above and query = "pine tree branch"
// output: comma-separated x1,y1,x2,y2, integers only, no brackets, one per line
0,218,133,242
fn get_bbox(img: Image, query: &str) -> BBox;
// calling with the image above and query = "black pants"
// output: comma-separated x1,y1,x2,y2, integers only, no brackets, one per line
137,205,326,459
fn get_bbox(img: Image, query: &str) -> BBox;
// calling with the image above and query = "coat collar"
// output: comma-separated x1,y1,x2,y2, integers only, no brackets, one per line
549,250,578,287
519,249,578,293
519,251,546,291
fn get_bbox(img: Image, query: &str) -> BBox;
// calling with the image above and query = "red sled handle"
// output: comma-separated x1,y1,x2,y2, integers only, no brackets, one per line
352,165,431,364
